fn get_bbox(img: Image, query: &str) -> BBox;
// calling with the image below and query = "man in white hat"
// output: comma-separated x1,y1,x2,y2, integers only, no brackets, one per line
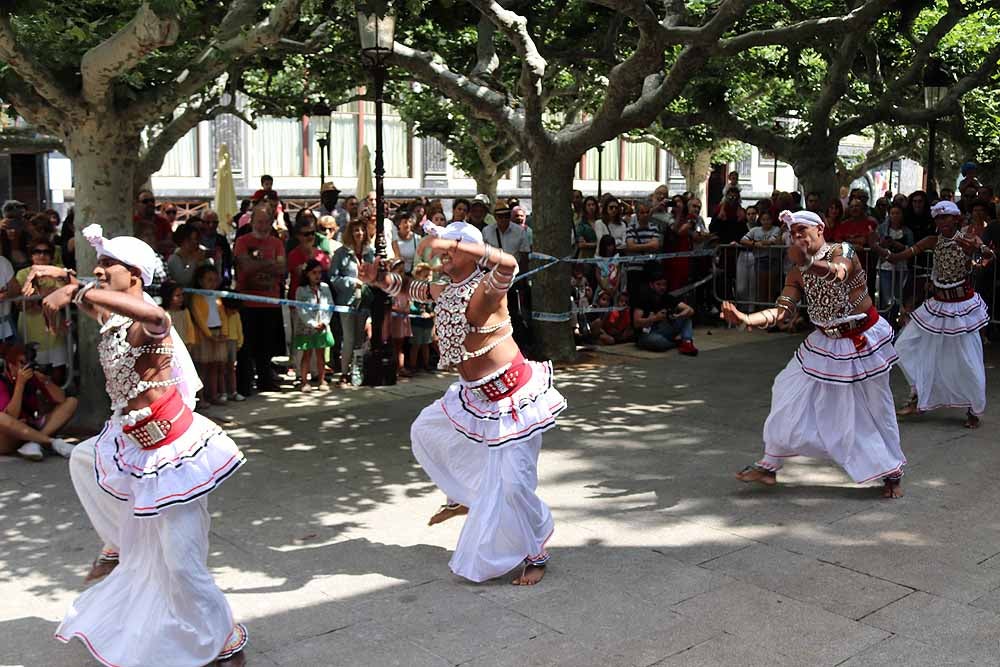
721,210,907,498
25,225,248,666
360,221,566,586
466,193,495,231
877,200,994,428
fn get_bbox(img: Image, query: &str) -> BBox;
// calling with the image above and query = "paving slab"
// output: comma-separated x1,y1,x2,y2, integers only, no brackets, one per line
2,332,999,666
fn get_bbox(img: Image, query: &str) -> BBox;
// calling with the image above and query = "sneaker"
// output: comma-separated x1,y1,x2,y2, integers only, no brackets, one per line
231,393,246,402
215,394,229,404
678,340,699,357
50,438,76,459
17,441,44,461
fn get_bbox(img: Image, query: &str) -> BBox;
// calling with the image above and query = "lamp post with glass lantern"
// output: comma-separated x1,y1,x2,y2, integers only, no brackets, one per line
317,131,329,188
596,144,604,198
358,2,396,379
923,60,952,194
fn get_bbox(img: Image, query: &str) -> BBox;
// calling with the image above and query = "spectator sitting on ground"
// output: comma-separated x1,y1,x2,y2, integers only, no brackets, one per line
633,266,698,356
595,291,634,345
0,343,77,461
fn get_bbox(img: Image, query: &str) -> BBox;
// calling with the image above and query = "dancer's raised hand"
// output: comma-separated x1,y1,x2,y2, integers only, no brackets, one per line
720,300,749,328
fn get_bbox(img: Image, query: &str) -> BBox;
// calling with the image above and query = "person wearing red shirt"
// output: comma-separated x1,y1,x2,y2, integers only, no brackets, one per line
233,204,286,394
132,189,174,257
250,174,279,203
286,219,331,298
833,199,876,247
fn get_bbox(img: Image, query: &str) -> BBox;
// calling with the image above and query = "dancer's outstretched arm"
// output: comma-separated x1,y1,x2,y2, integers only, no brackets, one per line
875,235,937,264
721,282,802,331
41,283,170,336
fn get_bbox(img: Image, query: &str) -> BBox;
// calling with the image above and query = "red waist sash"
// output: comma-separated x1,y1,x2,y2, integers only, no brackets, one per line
466,352,533,402
934,284,975,302
121,386,193,450
818,305,879,351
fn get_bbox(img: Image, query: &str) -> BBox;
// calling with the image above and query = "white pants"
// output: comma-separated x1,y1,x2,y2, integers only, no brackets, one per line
411,401,553,582
69,434,120,558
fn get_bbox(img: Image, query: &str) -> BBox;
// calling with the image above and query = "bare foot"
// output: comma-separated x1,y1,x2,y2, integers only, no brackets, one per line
84,558,118,584
964,412,980,429
881,479,904,499
735,466,777,486
428,504,468,526
896,401,921,417
512,563,546,586
216,650,246,666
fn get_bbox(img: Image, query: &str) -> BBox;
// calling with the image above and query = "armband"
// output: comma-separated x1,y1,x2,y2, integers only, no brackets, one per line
384,272,403,297
408,279,432,302
775,295,798,313
142,311,172,340
72,281,98,305
483,263,518,294
476,245,500,270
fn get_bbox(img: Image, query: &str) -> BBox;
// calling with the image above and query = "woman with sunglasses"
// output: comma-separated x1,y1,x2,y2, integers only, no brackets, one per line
15,240,69,385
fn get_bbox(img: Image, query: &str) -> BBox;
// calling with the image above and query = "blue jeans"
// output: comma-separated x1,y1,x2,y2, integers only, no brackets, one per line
878,269,910,309
637,317,694,352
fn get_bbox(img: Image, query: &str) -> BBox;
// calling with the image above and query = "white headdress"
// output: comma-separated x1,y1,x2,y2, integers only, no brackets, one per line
780,210,824,228
82,224,159,286
930,200,960,217
439,221,484,245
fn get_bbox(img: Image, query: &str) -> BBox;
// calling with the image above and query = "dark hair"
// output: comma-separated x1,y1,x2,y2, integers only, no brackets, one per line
826,198,844,219
160,280,183,305
453,197,470,210
300,258,323,283
582,196,600,222
597,235,617,257
261,174,273,183
745,205,758,215
294,208,317,227
193,263,218,287
971,199,991,212
29,238,55,254
601,197,622,222
172,222,198,246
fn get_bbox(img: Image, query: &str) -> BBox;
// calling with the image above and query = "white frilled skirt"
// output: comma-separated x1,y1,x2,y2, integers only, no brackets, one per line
57,415,247,667
761,317,906,483
411,360,565,582
895,294,988,416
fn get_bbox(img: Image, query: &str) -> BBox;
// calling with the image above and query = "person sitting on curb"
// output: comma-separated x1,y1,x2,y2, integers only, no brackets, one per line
632,267,698,355
0,343,77,461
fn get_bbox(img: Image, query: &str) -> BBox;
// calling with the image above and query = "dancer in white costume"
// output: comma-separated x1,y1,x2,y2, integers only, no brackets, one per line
722,210,907,498
358,221,565,585
876,200,993,429
26,226,248,667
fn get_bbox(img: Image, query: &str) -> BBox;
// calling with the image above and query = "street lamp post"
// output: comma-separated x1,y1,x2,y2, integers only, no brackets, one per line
596,144,604,198
923,60,952,195
358,2,396,383
316,131,329,189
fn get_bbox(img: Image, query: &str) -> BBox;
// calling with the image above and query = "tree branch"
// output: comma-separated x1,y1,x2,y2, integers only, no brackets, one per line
80,2,180,108
387,42,522,135
131,0,305,123
810,31,864,128
716,0,893,54
0,14,77,118
469,14,499,82
837,137,908,185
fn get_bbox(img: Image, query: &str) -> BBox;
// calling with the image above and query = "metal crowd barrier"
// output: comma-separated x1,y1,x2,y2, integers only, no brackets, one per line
712,243,999,329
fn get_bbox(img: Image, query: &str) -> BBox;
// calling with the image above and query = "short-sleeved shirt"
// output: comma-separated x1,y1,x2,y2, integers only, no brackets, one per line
626,222,661,249
742,226,783,261
483,222,530,255
595,219,628,250
634,288,679,320
233,234,285,308
0,376,45,425
833,217,877,245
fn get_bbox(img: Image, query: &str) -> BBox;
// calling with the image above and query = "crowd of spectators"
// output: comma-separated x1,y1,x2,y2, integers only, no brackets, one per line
1,160,997,456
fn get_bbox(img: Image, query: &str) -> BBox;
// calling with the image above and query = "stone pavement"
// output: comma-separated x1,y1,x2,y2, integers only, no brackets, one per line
2,328,1000,666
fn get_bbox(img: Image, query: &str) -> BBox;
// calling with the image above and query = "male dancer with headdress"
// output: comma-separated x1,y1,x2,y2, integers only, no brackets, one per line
721,210,907,498
359,221,566,585
876,200,992,428
26,225,247,666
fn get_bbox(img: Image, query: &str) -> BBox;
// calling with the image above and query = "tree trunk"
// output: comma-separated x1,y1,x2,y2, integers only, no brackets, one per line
792,151,840,205
472,168,499,212
678,149,713,204
64,121,142,428
527,156,576,363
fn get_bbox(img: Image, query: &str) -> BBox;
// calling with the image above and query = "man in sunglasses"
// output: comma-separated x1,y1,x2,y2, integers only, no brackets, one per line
132,189,175,257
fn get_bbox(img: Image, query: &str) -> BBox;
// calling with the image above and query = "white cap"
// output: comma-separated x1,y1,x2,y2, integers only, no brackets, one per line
931,200,961,217
82,224,159,286
439,221,484,245
470,193,491,209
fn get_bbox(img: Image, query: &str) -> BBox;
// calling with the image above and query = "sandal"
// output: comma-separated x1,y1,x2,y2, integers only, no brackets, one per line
735,464,778,486
964,410,980,429
881,476,904,499
428,502,468,526
512,553,549,586
896,398,921,417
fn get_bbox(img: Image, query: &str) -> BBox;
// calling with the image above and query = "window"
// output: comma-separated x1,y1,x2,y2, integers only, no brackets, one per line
155,127,199,177
310,103,359,178
362,101,409,178
582,138,619,180
246,117,303,177
623,140,657,181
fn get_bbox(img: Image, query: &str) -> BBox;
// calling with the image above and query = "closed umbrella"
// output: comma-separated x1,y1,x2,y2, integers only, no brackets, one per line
214,143,238,235
356,144,373,203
